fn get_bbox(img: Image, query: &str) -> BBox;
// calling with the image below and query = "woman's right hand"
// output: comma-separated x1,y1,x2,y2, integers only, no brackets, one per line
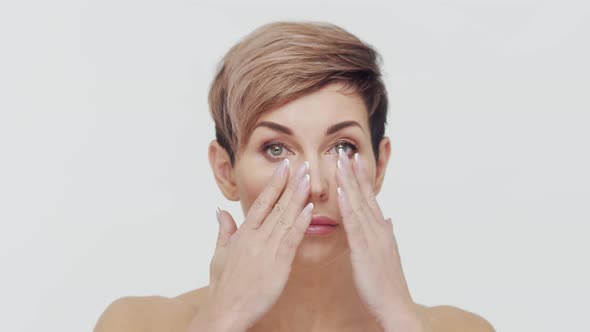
192,159,313,331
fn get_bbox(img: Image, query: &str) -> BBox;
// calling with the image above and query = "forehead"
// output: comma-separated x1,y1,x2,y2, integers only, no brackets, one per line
256,83,369,131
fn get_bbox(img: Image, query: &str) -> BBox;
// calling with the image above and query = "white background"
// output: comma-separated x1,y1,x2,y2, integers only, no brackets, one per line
1,0,588,331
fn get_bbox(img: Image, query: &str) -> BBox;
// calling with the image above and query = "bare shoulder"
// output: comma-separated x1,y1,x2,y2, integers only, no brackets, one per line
417,304,495,332
93,289,206,332
174,286,210,310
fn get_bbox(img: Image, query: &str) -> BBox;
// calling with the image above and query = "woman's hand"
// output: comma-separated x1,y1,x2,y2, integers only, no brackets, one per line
191,159,313,332
335,150,431,332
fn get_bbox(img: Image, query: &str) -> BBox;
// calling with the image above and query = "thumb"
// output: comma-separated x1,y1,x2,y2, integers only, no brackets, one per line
216,207,238,248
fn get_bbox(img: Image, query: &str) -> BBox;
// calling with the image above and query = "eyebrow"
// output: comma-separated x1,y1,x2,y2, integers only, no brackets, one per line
254,120,365,136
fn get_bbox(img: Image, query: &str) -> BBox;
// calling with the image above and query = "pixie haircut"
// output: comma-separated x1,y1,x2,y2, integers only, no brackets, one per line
208,21,388,165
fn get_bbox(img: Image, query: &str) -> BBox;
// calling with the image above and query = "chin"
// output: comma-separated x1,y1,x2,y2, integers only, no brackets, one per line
293,235,349,267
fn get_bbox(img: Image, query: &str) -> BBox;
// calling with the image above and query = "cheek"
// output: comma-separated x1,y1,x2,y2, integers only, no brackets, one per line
237,169,273,213
358,155,378,186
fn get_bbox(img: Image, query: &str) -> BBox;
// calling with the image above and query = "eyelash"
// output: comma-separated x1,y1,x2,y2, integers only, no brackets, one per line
262,140,359,161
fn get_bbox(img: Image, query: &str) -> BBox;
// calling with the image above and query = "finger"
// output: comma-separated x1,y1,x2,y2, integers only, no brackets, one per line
275,202,314,262
336,149,376,235
215,208,238,249
351,153,385,223
242,158,290,230
259,161,309,236
337,185,368,252
267,172,310,248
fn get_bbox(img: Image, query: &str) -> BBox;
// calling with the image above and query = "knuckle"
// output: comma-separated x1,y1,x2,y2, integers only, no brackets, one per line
282,235,298,250
341,208,354,220
236,228,252,241
269,178,284,191
277,215,289,227
253,196,270,211
286,179,299,191
271,203,284,217
367,194,379,208
352,205,364,216
244,240,262,255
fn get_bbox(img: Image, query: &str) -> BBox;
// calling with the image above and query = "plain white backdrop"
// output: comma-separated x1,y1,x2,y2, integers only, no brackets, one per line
1,0,588,331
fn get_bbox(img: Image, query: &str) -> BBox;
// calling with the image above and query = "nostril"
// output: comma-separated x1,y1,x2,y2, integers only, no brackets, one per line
309,182,328,202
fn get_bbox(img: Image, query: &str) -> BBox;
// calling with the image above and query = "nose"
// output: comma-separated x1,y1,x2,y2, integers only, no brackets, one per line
306,158,329,202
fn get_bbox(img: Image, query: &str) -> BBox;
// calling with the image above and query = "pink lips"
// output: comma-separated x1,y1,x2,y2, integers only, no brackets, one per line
306,216,338,235
310,216,338,226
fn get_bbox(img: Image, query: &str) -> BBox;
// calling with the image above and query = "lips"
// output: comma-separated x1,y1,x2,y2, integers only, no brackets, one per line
310,216,338,226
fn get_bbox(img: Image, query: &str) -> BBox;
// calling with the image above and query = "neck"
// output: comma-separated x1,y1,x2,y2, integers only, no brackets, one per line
262,249,378,331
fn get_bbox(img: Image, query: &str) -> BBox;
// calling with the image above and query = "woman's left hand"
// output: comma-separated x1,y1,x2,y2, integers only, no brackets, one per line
335,150,432,332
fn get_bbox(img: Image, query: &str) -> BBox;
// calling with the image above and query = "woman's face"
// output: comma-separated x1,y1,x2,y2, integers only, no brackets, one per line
219,82,390,266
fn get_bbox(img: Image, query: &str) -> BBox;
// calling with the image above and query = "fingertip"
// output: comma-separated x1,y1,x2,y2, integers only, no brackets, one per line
303,202,314,216
337,187,346,203
282,158,290,173
294,202,314,230
274,158,290,178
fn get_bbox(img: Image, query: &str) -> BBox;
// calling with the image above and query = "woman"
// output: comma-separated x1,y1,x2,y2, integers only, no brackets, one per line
94,21,495,332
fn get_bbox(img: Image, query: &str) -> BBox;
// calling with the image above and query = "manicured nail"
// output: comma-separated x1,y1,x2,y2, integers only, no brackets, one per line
337,187,342,196
354,153,359,163
297,161,309,178
299,174,310,190
277,158,290,175
302,202,314,216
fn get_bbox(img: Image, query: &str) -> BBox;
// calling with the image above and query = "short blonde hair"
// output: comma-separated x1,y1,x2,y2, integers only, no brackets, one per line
208,21,388,165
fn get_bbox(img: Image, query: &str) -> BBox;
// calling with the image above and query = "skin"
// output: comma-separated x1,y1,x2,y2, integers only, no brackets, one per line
93,83,495,332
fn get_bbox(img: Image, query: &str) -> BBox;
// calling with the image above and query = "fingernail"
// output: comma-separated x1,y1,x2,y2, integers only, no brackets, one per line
277,158,289,175
337,187,342,196
298,161,309,178
299,174,310,190
302,202,314,216
354,153,359,163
